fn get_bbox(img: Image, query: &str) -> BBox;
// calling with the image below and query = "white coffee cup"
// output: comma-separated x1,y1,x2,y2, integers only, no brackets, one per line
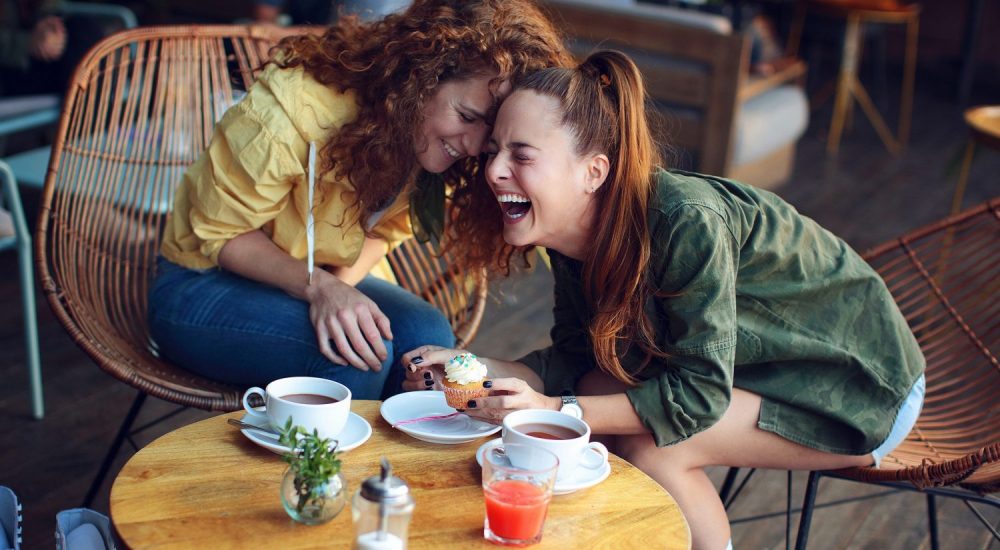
502,409,609,481
242,377,351,441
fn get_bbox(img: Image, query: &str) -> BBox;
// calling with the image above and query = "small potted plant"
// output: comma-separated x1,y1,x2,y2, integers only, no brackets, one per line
277,418,346,525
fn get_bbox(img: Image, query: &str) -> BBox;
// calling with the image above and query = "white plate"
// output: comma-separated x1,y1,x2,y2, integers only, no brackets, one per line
239,410,372,455
380,391,501,444
475,438,611,495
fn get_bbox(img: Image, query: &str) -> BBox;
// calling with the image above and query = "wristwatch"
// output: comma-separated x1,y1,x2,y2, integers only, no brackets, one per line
559,391,583,419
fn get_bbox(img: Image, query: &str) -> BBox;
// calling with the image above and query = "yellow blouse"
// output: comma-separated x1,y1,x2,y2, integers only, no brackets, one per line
161,63,412,281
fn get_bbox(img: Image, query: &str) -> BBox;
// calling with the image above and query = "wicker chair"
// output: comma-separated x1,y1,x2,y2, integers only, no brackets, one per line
793,199,1000,549
34,26,487,505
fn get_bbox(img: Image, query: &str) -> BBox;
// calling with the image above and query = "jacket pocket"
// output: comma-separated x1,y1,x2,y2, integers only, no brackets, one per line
735,326,762,364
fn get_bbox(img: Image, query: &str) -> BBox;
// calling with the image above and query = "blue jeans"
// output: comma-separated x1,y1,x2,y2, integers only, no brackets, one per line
147,257,454,399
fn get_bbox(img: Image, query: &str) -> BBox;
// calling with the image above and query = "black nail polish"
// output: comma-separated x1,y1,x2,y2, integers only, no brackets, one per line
424,386,432,391
424,379,434,387
483,380,493,388
466,400,477,408
412,356,424,364
423,371,432,380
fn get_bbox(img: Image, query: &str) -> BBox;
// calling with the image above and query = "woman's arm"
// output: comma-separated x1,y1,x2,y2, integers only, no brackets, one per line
218,229,314,299
218,230,392,371
327,235,391,286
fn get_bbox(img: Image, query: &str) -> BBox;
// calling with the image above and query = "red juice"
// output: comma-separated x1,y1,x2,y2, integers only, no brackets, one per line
484,479,550,541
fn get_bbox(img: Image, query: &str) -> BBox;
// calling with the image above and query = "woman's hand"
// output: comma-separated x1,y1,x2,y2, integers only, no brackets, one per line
305,272,392,371
465,378,560,424
400,345,460,392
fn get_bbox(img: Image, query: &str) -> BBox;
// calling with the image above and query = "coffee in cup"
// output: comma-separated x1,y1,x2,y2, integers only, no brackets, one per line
502,409,608,481
242,377,351,440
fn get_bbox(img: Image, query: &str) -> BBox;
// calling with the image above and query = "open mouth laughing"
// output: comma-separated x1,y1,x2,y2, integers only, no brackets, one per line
497,193,531,223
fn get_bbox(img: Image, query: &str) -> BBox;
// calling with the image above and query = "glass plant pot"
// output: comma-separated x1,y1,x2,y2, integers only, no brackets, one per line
280,468,347,525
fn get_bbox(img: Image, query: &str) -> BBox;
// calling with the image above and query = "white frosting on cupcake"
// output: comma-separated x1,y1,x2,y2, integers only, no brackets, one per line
444,352,487,385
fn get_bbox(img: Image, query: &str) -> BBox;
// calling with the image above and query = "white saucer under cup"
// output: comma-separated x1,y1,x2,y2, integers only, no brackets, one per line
240,410,372,455
242,376,351,440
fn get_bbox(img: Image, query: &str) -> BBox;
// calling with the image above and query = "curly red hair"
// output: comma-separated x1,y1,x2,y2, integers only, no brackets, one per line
270,0,571,261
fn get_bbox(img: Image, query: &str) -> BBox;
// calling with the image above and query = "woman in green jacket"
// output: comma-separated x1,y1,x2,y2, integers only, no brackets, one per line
403,50,925,550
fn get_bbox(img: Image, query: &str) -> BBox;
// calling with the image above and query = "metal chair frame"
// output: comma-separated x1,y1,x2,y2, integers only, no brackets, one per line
0,161,42,419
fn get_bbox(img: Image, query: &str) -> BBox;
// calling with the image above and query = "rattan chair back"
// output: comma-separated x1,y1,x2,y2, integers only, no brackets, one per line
843,198,999,492
35,26,486,412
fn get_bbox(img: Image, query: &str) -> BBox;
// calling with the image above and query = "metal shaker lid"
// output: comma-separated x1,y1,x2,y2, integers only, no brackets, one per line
360,457,410,504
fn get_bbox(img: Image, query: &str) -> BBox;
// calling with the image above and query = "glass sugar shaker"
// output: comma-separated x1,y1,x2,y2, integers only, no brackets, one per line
352,457,415,550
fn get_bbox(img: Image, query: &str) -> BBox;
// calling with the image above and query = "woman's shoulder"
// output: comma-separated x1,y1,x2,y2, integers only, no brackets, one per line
648,168,772,245
649,168,732,221
242,63,360,142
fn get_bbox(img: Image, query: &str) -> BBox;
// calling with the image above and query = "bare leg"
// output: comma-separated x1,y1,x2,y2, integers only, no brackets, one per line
580,370,871,550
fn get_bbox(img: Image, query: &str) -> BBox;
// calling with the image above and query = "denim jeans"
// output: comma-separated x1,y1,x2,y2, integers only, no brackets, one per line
870,373,925,467
148,257,454,399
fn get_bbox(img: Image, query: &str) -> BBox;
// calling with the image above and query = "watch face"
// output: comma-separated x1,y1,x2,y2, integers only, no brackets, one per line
560,402,583,419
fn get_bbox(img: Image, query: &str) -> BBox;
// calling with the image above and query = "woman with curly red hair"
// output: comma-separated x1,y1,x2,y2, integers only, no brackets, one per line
148,0,570,398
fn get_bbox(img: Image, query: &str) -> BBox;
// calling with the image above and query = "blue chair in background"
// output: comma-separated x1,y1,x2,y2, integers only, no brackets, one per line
0,160,42,419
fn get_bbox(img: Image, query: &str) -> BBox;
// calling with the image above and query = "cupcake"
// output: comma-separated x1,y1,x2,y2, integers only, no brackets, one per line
441,352,489,409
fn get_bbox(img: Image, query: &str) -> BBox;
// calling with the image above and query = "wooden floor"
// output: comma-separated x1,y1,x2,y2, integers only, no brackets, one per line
2,60,998,549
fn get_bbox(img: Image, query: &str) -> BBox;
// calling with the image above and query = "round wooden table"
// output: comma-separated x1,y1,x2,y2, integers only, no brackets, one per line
110,401,690,549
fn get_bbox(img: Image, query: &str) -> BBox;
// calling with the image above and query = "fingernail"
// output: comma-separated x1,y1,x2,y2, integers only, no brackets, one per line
407,364,417,373
425,386,432,391
412,357,424,364
424,379,434,387
423,372,432,380
466,400,477,408
483,380,492,388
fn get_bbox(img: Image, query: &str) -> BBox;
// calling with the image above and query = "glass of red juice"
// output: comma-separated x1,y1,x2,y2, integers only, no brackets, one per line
481,443,559,546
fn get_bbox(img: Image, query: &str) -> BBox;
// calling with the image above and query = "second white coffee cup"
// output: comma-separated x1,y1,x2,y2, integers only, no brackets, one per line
242,376,351,441
502,409,608,481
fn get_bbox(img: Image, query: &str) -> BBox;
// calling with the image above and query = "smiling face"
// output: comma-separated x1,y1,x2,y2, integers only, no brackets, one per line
485,90,608,259
414,73,503,174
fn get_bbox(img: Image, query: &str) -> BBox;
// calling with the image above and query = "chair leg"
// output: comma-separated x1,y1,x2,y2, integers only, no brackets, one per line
898,13,919,148
786,470,794,550
18,229,43,419
83,391,147,507
927,493,939,550
718,467,741,503
828,14,862,156
952,139,976,215
794,471,822,550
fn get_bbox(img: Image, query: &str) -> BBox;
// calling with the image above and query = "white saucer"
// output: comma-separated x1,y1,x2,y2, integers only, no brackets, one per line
239,410,372,455
380,391,501,445
475,438,611,495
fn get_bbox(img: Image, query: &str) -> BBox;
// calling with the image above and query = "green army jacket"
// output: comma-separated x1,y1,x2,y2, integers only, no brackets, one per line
519,169,925,455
